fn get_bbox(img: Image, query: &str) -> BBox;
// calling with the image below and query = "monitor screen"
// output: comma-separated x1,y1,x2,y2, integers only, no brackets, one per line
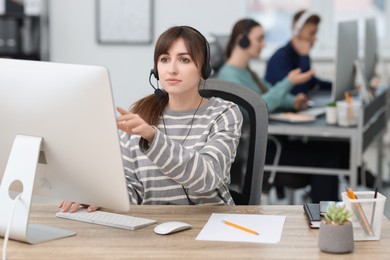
0,58,130,212
332,20,359,102
364,17,378,84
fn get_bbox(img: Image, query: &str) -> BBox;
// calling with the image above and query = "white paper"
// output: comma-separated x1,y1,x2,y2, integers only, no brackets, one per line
196,213,286,244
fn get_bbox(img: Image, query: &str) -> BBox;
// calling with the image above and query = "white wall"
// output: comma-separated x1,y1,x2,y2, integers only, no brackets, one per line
49,0,245,109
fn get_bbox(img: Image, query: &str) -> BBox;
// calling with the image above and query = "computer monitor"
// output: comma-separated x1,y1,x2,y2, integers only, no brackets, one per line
364,17,378,84
0,58,130,244
332,20,359,102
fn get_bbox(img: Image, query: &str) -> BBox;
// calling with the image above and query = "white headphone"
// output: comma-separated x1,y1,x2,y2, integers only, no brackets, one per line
293,11,318,36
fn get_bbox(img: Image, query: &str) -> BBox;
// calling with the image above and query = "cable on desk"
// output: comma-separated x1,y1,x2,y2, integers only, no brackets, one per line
2,193,22,260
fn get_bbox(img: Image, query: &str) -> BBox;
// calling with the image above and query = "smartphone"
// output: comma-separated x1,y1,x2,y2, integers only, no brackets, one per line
319,201,336,215
320,201,344,215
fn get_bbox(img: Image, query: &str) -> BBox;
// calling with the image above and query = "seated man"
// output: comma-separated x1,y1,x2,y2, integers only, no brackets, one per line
265,10,331,95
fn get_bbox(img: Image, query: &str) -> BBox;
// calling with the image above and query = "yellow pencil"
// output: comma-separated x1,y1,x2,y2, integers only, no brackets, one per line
222,220,259,235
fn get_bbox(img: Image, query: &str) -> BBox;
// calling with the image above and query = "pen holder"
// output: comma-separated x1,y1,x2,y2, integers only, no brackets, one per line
336,100,360,127
341,191,387,241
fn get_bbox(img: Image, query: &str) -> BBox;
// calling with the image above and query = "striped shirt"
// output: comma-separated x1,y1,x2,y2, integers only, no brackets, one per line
119,97,243,205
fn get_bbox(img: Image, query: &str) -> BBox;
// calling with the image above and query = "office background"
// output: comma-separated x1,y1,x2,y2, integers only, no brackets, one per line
48,0,390,109
49,0,245,109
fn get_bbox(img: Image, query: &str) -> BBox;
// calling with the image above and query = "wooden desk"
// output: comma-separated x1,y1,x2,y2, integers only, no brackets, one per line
2,204,390,259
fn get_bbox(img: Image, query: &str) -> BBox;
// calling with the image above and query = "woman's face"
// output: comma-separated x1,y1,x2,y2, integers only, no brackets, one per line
246,25,265,58
157,38,202,97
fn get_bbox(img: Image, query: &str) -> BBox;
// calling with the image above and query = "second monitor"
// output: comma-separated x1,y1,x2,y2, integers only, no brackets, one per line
332,20,359,102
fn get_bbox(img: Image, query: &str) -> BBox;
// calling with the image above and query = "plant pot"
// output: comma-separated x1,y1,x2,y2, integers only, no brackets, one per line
318,221,354,254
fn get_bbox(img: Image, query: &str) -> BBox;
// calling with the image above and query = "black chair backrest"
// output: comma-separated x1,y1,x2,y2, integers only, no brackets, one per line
200,79,268,205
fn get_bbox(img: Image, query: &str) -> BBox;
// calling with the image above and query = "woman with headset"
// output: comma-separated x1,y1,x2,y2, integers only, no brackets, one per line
218,18,345,203
217,18,314,113
60,26,243,212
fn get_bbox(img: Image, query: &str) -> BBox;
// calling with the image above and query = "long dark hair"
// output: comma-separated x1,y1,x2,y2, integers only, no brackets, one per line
130,26,208,126
225,18,261,59
225,19,266,93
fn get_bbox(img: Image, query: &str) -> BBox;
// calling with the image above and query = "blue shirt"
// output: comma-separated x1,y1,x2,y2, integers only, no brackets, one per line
265,41,331,95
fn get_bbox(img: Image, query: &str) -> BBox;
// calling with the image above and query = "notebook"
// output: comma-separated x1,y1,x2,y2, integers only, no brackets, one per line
303,203,322,229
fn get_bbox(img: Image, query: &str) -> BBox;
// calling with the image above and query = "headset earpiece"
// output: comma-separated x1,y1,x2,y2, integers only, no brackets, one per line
202,39,211,80
238,19,254,49
198,29,211,80
239,35,250,49
151,68,159,80
203,63,212,80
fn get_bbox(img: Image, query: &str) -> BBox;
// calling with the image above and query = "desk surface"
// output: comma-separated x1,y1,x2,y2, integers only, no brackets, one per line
2,204,390,259
266,89,389,189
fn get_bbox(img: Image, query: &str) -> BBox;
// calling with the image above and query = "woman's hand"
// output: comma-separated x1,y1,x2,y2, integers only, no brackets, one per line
58,201,99,213
116,107,156,143
293,93,308,111
287,68,315,85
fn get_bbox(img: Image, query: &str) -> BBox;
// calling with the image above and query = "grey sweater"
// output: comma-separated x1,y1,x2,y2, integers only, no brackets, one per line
120,97,243,205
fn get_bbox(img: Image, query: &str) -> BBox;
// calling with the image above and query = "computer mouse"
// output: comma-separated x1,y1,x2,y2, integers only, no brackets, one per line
154,221,192,235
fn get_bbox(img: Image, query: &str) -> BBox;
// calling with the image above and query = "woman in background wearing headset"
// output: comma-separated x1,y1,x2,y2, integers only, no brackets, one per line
218,18,344,203
59,26,243,212
217,18,314,113
265,10,332,95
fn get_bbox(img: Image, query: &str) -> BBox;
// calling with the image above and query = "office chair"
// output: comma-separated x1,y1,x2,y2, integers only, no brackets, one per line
208,34,229,75
263,136,310,205
208,36,308,204
200,79,268,205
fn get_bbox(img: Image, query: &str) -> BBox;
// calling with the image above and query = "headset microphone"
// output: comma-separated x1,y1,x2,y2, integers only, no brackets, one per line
149,69,167,99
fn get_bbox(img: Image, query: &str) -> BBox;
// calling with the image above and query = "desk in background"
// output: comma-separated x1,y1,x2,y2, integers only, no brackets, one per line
2,204,389,259
265,88,388,189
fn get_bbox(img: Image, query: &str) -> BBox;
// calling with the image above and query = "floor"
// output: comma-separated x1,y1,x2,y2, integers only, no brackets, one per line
264,133,390,219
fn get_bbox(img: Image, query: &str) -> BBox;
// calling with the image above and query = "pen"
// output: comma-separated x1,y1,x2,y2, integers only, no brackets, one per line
222,220,259,235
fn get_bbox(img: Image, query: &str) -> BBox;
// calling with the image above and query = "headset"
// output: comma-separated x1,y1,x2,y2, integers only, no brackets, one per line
292,11,318,36
150,26,211,99
149,69,167,99
238,19,255,49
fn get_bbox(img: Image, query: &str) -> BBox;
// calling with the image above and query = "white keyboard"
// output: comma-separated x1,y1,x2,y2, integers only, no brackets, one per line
298,107,326,117
56,209,157,230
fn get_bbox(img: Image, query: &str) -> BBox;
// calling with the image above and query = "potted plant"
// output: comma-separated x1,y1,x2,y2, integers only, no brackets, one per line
325,101,337,124
318,203,354,254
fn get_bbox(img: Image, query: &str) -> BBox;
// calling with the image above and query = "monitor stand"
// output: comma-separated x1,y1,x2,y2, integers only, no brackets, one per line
0,135,76,244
